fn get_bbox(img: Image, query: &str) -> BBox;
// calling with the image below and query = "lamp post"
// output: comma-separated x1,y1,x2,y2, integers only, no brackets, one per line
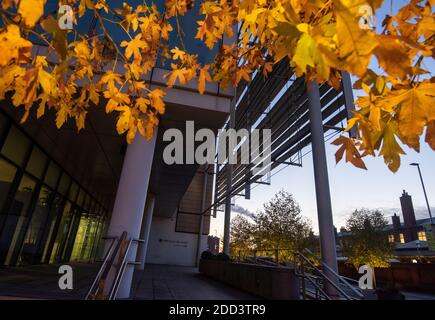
410,163,433,224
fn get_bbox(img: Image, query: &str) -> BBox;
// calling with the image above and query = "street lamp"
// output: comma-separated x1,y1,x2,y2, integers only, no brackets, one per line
410,163,433,224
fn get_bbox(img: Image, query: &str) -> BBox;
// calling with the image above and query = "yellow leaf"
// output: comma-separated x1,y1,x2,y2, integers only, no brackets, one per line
380,82,435,151
148,89,166,114
116,106,131,135
75,112,87,131
121,34,147,61
88,85,100,105
0,25,32,67
136,97,150,113
198,67,212,94
56,105,70,128
379,122,405,173
0,65,25,99
374,35,411,79
18,0,46,27
332,135,367,170
166,69,187,87
171,47,186,60
291,23,334,80
334,0,378,76
425,120,435,150
36,97,47,119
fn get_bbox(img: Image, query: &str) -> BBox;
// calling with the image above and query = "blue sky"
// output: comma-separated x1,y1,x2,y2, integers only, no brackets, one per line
210,0,435,236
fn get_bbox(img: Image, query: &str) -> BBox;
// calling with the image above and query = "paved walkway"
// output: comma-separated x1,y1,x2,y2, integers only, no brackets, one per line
131,264,257,300
2,263,432,300
0,263,256,300
0,263,98,300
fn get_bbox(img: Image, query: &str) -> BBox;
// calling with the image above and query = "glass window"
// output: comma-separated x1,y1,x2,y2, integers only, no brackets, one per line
44,162,60,188
68,182,79,202
26,146,48,179
83,193,92,211
77,188,85,207
61,206,81,262
94,204,101,217
2,174,37,265
0,157,17,216
1,126,31,166
70,214,90,262
18,186,54,265
388,234,395,243
49,201,74,264
89,199,96,214
418,231,427,241
80,215,100,262
399,233,405,243
57,173,71,195
41,193,64,263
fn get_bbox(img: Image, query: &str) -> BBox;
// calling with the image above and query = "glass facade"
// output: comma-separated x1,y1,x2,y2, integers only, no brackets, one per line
0,110,108,266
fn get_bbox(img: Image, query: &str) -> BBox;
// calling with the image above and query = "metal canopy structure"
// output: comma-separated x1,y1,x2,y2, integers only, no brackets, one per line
213,59,353,211
208,58,354,297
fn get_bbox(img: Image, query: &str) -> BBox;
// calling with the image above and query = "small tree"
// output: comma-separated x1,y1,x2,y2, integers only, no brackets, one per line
229,215,254,258
254,190,313,261
342,209,394,278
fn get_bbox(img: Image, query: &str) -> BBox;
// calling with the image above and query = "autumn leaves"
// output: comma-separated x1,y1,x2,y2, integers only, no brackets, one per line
0,0,434,172
332,0,435,172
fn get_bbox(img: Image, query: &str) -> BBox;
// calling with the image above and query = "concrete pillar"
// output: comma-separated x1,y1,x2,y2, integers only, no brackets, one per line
106,131,157,298
307,81,339,297
136,194,156,270
196,168,208,266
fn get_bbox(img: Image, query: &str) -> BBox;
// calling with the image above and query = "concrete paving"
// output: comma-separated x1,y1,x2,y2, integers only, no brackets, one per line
0,263,257,300
2,263,431,300
131,264,257,300
0,263,98,300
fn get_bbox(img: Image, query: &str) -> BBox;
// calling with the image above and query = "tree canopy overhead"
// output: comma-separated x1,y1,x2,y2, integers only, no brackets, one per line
0,0,434,171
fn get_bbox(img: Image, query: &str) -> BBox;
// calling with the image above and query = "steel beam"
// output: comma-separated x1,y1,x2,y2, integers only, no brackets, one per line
307,81,339,298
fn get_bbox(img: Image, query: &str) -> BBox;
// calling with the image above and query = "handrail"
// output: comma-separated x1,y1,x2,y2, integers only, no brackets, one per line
303,248,364,299
85,236,118,300
85,232,146,300
109,238,133,300
297,251,352,300
85,231,128,300
304,274,330,300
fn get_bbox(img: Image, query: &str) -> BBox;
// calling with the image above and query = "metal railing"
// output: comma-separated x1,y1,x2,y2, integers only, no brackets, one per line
232,247,364,300
85,231,143,300
295,249,364,300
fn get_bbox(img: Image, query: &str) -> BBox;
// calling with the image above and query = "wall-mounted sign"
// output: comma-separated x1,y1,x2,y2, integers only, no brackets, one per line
158,238,189,248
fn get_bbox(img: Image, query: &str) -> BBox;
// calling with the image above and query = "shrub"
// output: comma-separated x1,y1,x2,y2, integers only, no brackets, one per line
201,250,214,260
216,252,231,261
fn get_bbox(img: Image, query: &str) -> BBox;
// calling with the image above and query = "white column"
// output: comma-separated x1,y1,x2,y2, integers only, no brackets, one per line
136,194,156,270
106,131,157,298
196,168,208,266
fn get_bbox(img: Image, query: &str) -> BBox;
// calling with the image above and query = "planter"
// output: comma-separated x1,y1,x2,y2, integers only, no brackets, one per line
199,259,300,300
